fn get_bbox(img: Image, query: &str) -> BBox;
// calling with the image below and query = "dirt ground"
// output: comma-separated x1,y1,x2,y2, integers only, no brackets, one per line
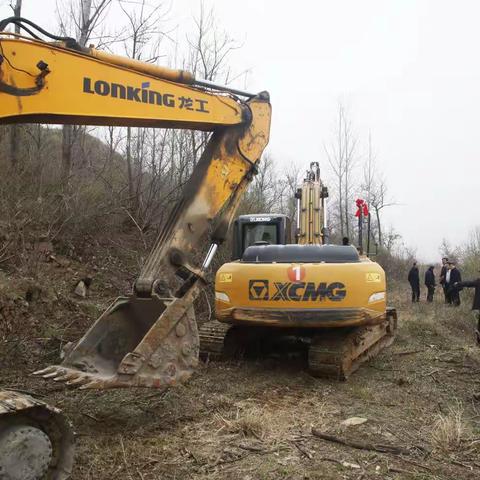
2,255,480,479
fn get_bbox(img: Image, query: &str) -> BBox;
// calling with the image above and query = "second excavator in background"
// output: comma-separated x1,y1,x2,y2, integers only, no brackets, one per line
200,162,397,379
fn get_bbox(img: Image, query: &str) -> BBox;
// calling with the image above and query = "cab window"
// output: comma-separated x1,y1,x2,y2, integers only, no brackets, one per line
242,223,277,251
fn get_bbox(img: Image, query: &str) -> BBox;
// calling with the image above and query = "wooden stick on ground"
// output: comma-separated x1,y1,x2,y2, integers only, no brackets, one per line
238,443,278,454
311,429,411,456
292,441,313,459
393,349,423,356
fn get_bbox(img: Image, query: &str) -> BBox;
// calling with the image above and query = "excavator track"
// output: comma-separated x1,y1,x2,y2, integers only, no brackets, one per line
0,390,75,480
199,321,262,360
198,321,232,360
308,310,397,380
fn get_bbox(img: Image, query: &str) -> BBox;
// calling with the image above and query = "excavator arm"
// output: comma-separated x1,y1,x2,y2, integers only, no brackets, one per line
0,18,271,389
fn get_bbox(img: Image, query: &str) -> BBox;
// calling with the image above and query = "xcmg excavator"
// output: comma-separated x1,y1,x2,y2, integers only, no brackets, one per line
0,16,271,479
199,162,397,378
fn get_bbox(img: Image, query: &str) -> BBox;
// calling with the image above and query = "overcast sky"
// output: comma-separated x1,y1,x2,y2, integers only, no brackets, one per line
1,0,478,262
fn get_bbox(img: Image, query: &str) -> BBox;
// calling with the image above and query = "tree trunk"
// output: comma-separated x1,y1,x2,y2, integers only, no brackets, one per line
78,0,93,46
126,126,134,202
375,206,382,246
61,125,73,186
338,177,344,237
344,173,349,239
10,125,19,169
9,0,22,169
61,0,92,187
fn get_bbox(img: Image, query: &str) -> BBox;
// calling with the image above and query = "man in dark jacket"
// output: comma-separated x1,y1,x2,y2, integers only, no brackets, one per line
439,257,449,303
446,261,462,306
454,274,480,344
408,262,420,302
424,266,436,302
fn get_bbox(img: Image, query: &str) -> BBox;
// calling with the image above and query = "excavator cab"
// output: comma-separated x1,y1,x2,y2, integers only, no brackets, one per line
231,214,291,260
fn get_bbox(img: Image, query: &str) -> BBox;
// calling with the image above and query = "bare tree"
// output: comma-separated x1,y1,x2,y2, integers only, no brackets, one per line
183,5,243,164
369,173,396,247
461,227,480,277
439,238,458,262
360,132,396,247
342,110,357,239
8,0,22,169
383,225,402,252
117,0,169,219
57,0,113,187
186,4,240,82
241,154,281,213
325,103,358,239
280,163,302,220
362,133,375,205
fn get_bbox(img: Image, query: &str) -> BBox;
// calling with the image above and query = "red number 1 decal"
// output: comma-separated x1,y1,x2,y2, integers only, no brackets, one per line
287,265,305,282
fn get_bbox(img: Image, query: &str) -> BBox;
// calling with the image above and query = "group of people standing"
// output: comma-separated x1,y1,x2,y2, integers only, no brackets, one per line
408,257,463,304
407,258,480,344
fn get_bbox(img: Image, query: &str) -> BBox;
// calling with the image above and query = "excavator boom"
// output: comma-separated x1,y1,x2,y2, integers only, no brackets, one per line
0,18,271,389
0,35,245,127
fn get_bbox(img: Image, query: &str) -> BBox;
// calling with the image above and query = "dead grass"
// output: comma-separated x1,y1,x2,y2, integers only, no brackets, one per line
218,405,270,439
431,402,469,452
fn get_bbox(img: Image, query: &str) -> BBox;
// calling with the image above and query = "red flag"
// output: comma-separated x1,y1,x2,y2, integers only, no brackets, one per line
355,199,369,217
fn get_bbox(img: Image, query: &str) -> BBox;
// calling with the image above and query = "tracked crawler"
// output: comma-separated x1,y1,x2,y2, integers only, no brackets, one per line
0,390,74,480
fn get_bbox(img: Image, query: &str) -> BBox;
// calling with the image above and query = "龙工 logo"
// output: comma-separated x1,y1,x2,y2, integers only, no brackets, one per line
82,77,210,112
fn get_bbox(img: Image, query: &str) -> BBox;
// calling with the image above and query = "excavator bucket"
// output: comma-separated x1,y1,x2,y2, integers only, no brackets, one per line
35,293,199,389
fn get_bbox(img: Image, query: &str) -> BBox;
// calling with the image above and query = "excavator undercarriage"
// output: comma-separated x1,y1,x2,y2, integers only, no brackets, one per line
199,307,396,379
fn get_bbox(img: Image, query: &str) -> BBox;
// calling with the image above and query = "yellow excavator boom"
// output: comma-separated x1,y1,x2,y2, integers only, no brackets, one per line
0,36,244,127
0,17,271,389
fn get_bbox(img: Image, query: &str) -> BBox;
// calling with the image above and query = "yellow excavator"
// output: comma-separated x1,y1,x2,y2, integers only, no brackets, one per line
0,16,271,478
200,162,397,378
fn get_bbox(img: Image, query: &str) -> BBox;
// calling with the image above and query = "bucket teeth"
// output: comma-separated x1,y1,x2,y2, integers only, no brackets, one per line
43,370,62,379
79,379,102,390
53,371,76,382
33,365,95,388
33,365,108,389
66,374,91,387
33,366,57,376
